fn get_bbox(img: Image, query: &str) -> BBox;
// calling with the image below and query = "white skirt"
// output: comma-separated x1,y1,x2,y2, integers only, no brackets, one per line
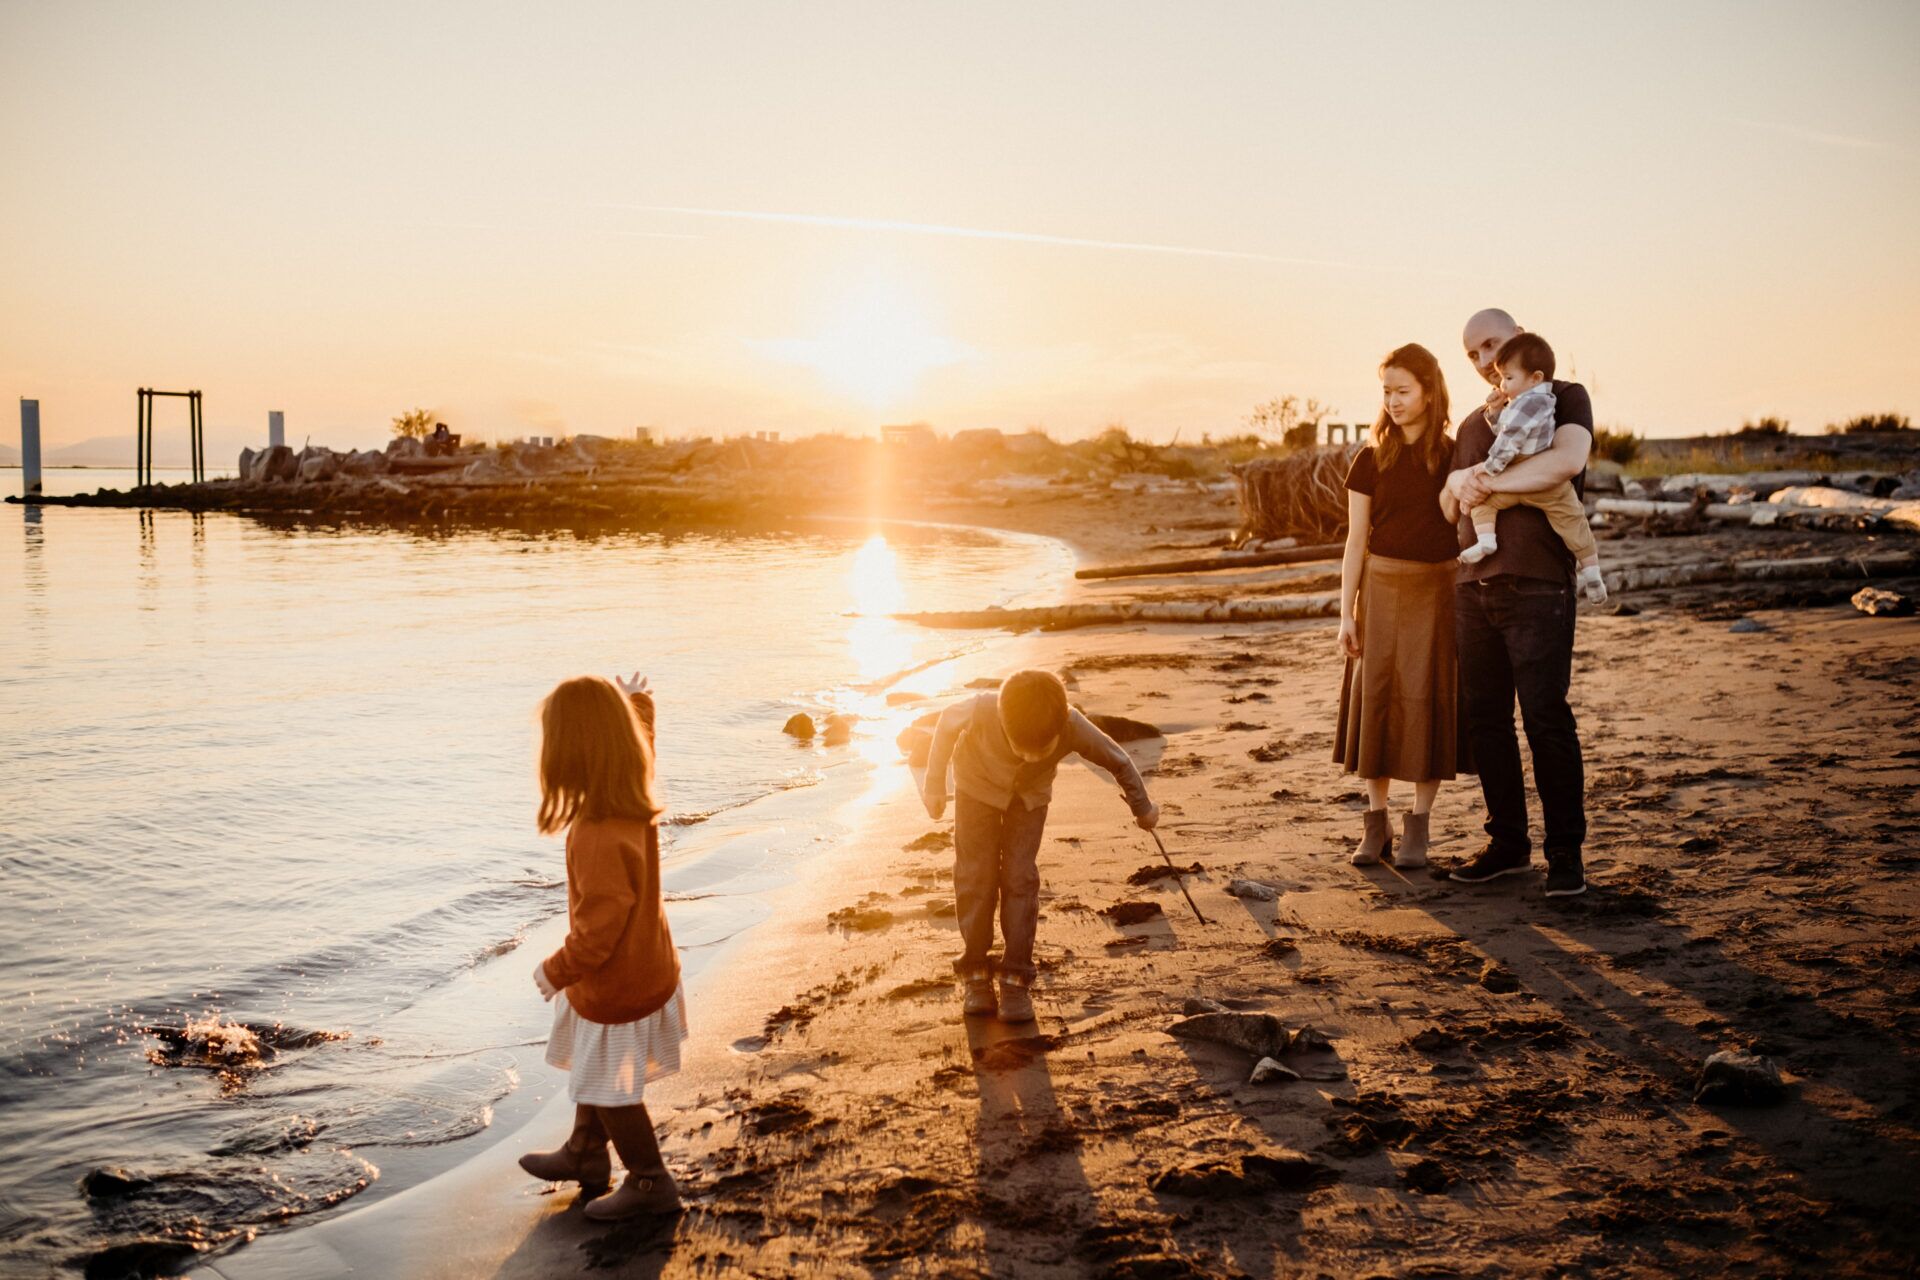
544,983,690,1107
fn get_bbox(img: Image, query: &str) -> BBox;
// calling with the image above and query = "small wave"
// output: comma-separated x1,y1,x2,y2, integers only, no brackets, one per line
471,933,524,963
142,1014,350,1091
668,808,721,827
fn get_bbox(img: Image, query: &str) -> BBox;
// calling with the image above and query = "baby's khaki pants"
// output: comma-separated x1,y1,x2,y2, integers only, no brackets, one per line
1474,481,1597,562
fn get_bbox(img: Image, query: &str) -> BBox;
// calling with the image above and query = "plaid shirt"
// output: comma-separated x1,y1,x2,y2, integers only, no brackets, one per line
1482,383,1558,474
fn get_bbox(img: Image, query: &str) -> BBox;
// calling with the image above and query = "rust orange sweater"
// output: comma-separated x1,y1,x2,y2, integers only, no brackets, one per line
540,815,680,1024
538,691,678,1025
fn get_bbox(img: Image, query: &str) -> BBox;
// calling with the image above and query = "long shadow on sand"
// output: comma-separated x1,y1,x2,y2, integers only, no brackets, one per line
962,1015,1105,1275
1374,862,1920,1274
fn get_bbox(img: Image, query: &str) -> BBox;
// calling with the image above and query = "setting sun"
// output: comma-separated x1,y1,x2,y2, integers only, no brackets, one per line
757,272,967,411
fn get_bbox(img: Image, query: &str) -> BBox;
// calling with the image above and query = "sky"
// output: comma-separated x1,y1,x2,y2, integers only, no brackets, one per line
2,0,1917,456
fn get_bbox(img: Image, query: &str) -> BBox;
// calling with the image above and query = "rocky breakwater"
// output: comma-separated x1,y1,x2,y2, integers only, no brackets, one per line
12,434,823,527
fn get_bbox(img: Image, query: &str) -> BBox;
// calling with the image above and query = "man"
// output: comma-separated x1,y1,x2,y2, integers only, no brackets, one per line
1444,308,1591,897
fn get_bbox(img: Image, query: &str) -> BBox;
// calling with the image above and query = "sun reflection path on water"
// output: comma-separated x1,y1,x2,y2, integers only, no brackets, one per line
846,532,912,686
842,532,936,792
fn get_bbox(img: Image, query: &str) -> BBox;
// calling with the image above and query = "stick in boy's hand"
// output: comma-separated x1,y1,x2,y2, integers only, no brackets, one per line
1151,828,1210,925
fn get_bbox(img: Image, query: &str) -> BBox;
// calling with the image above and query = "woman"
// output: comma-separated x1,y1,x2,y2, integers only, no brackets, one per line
1333,343,1469,868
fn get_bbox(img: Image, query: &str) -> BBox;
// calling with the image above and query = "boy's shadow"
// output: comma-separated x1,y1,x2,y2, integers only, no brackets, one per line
962,1015,1104,1276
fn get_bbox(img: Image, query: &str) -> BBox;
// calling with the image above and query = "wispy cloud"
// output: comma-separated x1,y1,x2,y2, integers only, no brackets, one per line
604,204,1365,270
1730,115,1884,151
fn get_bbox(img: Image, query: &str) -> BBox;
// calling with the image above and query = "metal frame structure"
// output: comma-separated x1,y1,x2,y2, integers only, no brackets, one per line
136,388,203,488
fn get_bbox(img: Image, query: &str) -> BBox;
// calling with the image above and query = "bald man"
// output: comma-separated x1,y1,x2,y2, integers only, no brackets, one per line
1440,308,1591,897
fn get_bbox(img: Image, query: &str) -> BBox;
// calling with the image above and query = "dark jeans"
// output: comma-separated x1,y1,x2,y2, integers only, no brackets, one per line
1455,575,1587,863
953,792,1048,981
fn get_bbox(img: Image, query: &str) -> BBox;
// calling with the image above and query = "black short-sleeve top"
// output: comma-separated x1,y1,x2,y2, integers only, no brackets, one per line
1344,441,1459,564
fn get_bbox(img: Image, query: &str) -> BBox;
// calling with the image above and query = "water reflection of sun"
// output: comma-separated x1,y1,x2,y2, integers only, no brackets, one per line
846,533,911,686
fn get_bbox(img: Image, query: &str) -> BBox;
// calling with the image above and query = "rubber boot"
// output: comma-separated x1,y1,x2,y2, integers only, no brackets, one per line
1350,809,1392,866
1395,813,1430,869
517,1105,611,1191
584,1106,683,1222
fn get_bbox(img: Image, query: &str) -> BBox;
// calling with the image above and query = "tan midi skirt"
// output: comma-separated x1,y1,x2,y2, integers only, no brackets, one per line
1333,556,1465,783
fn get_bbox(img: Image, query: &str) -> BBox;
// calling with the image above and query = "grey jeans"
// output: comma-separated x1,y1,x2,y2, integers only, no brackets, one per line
952,792,1048,982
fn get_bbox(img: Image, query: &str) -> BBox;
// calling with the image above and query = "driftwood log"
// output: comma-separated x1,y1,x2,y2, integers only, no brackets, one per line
1231,446,1360,544
1074,543,1344,580
1597,494,1920,533
1605,549,1918,591
897,595,1342,629
1767,488,1920,532
900,550,1920,630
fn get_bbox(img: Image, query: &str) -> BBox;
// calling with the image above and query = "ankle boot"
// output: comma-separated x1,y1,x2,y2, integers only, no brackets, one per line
518,1106,611,1190
582,1169,683,1221
584,1106,683,1221
996,978,1035,1023
1395,813,1431,869
1350,809,1392,866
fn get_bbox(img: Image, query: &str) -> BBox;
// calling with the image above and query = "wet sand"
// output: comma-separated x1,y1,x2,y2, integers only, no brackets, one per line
191,493,1920,1279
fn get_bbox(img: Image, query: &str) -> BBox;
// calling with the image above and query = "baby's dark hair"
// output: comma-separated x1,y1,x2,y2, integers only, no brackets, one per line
998,669,1069,753
1494,332,1555,380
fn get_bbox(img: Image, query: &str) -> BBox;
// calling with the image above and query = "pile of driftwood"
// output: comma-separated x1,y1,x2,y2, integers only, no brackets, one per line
1231,445,1360,545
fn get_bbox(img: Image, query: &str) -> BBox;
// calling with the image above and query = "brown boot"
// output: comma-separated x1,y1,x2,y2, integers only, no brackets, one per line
1350,809,1392,866
585,1104,683,1222
996,978,1035,1023
582,1170,683,1221
517,1106,611,1190
1394,813,1430,869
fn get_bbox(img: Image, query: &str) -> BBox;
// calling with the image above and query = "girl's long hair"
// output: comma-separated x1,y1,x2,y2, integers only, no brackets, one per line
538,676,661,835
1372,342,1452,474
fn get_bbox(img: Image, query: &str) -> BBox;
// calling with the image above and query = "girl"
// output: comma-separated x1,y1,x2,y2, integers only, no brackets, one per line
1333,343,1469,869
518,672,689,1221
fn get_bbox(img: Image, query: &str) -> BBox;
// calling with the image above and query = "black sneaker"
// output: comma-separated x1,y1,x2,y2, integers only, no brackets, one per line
1448,845,1531,883
1544,859,1587,898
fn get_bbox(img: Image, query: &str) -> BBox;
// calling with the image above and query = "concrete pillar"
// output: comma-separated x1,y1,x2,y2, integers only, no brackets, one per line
20,399,42,496
269,410,285,449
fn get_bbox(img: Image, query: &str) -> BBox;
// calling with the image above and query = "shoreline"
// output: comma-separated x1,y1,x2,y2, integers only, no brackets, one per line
164,515,1083,1280
184,608,1071,1280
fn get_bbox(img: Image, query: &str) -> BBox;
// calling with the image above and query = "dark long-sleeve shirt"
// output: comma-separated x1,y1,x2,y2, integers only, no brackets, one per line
924,693,1153,817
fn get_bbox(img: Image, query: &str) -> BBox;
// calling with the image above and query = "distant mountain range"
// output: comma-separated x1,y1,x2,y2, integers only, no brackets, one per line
0,430,356,469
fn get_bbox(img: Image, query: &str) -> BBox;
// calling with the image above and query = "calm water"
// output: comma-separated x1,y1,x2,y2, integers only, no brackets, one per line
8,468,233,498
0,502,1071,1275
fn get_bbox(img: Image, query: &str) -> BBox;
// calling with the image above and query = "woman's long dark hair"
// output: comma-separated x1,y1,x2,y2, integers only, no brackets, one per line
1372,343,1452,474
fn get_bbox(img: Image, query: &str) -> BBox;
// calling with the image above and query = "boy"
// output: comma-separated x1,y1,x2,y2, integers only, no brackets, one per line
921,670,1160,1022
1457,333,1609,604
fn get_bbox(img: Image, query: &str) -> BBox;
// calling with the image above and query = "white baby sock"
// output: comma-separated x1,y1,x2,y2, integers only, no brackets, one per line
1578,565,1609,604
1458,533,1499,565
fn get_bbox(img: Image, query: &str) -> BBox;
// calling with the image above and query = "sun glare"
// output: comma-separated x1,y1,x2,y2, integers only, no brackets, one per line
758,275,967,410
845,533,912,683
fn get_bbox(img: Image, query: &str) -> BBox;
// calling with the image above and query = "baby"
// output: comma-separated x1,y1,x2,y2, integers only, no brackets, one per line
1458,333,1608,604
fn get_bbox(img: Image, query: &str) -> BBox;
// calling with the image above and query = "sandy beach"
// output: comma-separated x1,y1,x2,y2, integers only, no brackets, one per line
177,481,1920,1280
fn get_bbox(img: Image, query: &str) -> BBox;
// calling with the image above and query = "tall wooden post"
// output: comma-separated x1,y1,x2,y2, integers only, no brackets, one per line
20,399,41,496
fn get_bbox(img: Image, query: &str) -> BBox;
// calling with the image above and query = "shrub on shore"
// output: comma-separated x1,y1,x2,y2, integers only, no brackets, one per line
392,408,435,440
1592,426,1641,465
1826,412,1912,435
